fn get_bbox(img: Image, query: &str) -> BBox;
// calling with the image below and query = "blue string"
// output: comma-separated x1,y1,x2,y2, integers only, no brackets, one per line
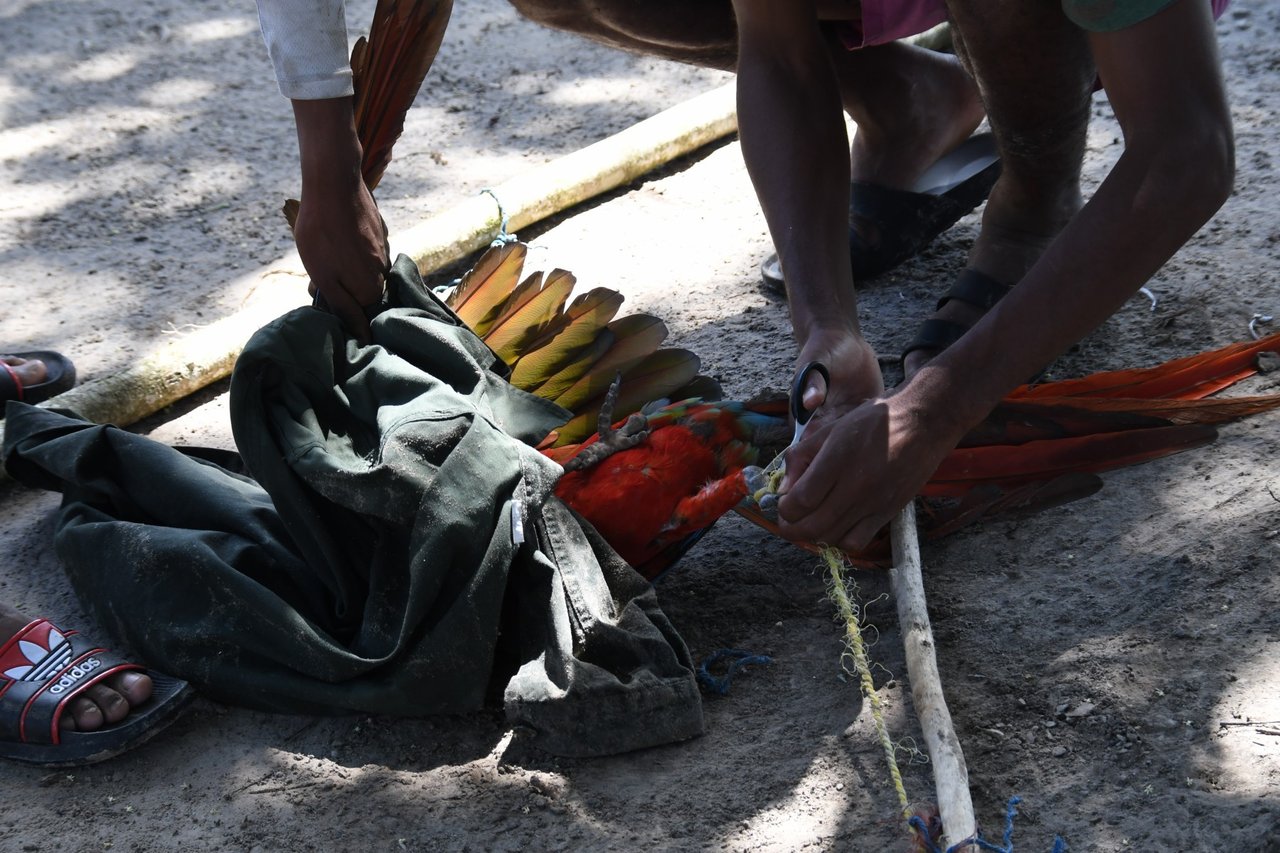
696,648,772,696
433,188,519,296
479,188,518,246
908,797,1067,852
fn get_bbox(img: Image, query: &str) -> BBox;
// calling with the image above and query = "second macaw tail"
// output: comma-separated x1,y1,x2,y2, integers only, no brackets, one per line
743,332,1280,569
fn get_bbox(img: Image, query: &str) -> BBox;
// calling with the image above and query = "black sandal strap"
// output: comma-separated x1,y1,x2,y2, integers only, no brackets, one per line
936,268,1014,312
902,319,970,360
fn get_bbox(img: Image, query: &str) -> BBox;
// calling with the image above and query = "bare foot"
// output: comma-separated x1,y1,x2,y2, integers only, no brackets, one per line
0,606,154,732
1,355,49,389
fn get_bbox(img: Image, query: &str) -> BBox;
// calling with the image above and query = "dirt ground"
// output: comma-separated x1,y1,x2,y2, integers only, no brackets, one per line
2,0,1278,851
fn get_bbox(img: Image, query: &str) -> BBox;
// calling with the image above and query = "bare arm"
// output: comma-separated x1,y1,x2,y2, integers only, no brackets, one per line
255,0,389,342
291,97,389,343
778,0,1232,548
731,0,883,413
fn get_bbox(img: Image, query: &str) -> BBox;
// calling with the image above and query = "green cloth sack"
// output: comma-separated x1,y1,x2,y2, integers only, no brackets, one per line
2,256,703,756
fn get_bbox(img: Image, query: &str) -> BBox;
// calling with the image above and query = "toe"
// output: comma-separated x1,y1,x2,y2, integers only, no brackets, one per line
1,355,48,385
80,683,132,728
66,694,105,732
112,671,154,706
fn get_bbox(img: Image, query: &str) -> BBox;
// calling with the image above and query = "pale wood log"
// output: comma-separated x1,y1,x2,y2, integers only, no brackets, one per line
0,82,738,476
396,82,737,275
890,501,978,852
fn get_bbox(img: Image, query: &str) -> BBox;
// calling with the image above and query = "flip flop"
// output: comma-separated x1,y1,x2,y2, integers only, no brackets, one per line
761,133,1002,292
1,619,194,767
0,351,76,415
902,268,1013,363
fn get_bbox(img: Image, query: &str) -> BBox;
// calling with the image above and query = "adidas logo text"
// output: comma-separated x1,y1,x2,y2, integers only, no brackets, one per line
48,657,102,695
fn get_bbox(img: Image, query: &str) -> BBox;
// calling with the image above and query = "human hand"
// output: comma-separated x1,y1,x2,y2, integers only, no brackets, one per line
291,97,390,343
792,329,883,419
775,379,963,552
293,174,389,343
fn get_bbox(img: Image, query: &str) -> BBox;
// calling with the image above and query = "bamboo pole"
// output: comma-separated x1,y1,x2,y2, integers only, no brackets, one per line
890,502,978,852
398,82,738,274
0,82,738,470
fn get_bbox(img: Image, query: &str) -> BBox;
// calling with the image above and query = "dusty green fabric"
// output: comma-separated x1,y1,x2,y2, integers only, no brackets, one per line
1062,0,1179,31
2,256,703,756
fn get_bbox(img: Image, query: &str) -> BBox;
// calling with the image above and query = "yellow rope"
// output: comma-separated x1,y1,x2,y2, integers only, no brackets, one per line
757,457,919,838
821,544,914,821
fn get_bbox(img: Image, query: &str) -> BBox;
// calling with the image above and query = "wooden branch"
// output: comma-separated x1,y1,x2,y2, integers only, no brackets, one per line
890,501,978,852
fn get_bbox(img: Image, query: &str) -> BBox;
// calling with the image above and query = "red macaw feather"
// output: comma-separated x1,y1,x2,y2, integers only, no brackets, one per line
924,423,1219,497
552,398,790,576
1009,331,1280,401
352,0,454,193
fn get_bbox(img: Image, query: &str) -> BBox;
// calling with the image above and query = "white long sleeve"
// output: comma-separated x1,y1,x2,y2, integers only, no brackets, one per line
255,0,354,100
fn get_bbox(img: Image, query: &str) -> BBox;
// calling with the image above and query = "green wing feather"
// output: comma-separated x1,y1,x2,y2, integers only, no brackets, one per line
508,288,624,389
446,243,528,336
549,316,672,411
484,270,577,364
550,348,703,446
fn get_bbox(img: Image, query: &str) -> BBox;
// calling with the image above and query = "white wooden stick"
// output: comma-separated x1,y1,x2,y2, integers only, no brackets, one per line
890,501,978,852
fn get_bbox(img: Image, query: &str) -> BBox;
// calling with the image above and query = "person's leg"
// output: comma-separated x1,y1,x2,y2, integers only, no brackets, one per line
829,38,987,189
904,0,1095,376
508,0,739,70
0,602,154,732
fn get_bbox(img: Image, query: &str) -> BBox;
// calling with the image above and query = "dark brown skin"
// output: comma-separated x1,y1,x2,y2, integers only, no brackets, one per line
772,0,1233,551
0,355,48,388
290,96,390,344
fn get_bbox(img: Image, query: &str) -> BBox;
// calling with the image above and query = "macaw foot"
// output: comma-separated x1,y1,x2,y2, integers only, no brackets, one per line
562,374,651,473
741,465,780,517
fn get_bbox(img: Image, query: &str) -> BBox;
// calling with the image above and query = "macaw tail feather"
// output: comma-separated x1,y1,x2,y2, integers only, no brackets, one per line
736,335,1280,570
444,243,722,445
353,0,454,193
1010,331,1280,401
285,0,453,228
924,423,1219,497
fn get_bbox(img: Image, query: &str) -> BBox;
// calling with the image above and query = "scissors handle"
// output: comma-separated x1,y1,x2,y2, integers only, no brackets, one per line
790,361,830,425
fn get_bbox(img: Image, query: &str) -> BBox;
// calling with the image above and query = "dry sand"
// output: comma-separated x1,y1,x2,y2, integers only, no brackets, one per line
1,0,1277,850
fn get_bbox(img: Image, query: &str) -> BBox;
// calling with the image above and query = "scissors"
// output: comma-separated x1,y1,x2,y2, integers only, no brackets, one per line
754,361,830,504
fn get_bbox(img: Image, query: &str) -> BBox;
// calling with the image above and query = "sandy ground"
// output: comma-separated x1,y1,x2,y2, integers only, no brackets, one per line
2,0,1279,851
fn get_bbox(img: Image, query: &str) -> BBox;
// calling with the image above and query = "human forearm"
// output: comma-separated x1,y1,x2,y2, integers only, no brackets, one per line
732,1,858,343
909,129,1234,436
292,97,363,189
289,97,388,341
